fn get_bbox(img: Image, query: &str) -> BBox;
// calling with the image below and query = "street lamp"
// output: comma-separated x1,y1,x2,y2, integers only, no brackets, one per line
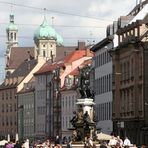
117,121,121,137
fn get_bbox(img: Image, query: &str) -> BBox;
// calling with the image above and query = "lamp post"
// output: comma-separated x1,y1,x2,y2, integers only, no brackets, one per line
53,68,60,137
117,121,121,137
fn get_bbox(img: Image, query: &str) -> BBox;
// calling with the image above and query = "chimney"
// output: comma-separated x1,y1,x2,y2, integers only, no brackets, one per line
78,41,85,50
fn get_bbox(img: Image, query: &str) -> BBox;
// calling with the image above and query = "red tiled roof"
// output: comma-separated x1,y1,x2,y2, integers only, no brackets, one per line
68,59,92,76
55,46,76,61
34,61,64,75
63,49,91,63
35,49,93,75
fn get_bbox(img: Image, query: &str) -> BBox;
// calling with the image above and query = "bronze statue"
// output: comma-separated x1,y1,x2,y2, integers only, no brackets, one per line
70,111,78,127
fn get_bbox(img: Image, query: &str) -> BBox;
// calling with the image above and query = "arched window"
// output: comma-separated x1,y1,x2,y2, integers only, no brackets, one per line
7,32,9,41
14,33,16,40
10,33,13,40
43,51,46,57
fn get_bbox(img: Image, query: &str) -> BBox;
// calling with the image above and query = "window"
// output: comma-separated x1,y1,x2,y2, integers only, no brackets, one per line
62,117,64,129
43,51,46,57
135,28,138,36
6,116,8,126
10,104,12,112
65,76,73,87
6,104,8,112
69,96,71,107
7,32,9,41
6,92,8,99
14,33,16,40
10,33,13,40
62,98,64,108
2,104,4,112
2,92,4,100
65,97,67,107
131,58,134,78
10,91,12,99
2,117,4,126
10,116,13,126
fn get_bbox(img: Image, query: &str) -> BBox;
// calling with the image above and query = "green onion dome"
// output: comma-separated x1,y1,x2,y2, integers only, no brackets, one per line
6,23,18,31
34,16,57,40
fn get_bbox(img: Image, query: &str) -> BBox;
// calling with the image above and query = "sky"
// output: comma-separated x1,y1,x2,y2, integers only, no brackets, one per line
0,0,138,82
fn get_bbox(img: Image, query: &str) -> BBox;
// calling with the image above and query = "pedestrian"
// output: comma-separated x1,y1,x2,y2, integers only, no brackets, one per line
14,141,21,148
141,144,145,148
108,135,117,147
84,137,96,148
6,141,14,148
55,135,60,144
66,140,72,148
116,136,123,148
53,143,62,148
23,139,29,148
123,137,131,148
100,142,107,148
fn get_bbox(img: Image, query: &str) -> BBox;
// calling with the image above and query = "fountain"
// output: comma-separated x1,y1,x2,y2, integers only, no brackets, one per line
70,92,96,142
68,65,99,147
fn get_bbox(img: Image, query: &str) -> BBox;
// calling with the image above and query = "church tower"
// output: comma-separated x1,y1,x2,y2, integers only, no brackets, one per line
34,16,63,62
5,14,18,77
6,14,18,55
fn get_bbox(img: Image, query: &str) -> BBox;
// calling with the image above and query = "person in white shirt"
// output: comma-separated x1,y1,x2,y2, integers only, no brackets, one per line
117,136,123,147
108,136,117,147
123,137,131,147
24,139,29,148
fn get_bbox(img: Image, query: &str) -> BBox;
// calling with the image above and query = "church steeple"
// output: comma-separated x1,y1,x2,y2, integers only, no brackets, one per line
6,14,18,54
5,14,18,77
33,16,63,62
34,16,57,61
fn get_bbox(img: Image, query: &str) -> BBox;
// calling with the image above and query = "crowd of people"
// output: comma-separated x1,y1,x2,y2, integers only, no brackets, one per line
3,139,29,148
2,135,146,148
98,135,140,148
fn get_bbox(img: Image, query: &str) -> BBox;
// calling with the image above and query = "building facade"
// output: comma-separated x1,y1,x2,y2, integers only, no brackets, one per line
34,48,93,140
17,80,35,142
91,37,113,134
112,16,148,145
61,68,79,138
0,83,17,140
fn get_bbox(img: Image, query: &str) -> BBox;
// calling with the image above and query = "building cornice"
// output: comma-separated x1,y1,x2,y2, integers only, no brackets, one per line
90,35,113,52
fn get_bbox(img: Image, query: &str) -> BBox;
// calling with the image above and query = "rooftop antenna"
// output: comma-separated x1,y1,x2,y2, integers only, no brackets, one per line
42,8,47,25
10,1,14,23
10,0,15,13
10,2,13,13
52,16,55,27
43,8,46,16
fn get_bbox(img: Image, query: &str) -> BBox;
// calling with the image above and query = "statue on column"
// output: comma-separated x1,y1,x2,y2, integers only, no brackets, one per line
70,64,96,142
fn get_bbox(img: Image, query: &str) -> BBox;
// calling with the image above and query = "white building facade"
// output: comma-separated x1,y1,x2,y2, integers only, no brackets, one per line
91,37,113,134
